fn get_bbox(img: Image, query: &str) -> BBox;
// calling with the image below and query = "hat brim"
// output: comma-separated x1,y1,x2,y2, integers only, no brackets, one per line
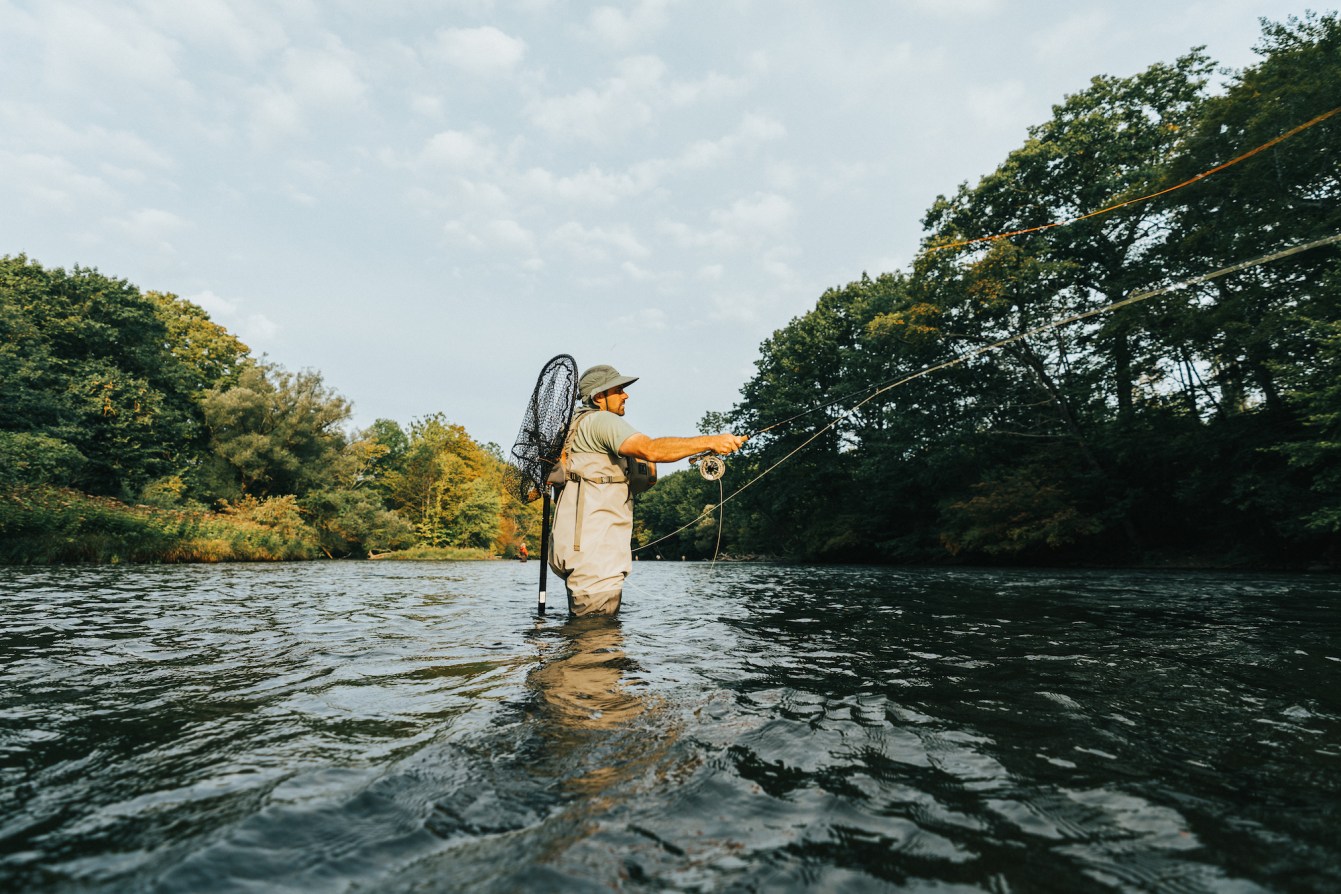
594,374,638,396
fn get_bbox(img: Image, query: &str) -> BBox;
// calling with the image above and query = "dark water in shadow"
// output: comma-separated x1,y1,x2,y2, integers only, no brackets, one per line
1,562,1338,892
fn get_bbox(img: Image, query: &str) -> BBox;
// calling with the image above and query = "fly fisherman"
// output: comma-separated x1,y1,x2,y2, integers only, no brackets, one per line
548,364,746,616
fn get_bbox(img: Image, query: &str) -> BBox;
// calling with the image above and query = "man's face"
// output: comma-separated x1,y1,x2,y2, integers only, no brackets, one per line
595,386,628,415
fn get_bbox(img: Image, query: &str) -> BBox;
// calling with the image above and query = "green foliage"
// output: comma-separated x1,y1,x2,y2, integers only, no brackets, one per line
0,256,521,564
200,362,352,500
0,486,324,563
639,16,1341,568
375,414,518,553
635,469,724,559
0,256,205,497
0,432,87,487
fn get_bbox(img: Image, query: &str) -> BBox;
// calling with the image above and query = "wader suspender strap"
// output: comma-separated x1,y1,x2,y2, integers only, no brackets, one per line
558,411,628,552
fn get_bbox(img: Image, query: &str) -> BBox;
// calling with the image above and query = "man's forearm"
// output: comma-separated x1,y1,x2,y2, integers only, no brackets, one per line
618,432,745,462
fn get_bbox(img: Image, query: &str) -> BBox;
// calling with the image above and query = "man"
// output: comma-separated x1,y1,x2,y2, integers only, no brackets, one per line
548,364,745,616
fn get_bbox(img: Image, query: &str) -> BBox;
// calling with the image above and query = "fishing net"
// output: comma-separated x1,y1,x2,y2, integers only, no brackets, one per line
508,353,579,502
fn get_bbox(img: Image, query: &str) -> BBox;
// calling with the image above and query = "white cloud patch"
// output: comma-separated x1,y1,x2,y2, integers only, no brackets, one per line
247,37,369,143
616,306,667,329
672,112,785,172
904,0,1004,17
282,39,368,109
585,0,674,49
965,79,1031,133
0,151,118,212
525,54,666,142
663,192,796,251
110,208,189,252
410,94,444,118
667,69,754,107
420,129,498,169
38,3,189,97
187,289,279,344
431,26,527,77
522,164,651,205
247,85,304,143
549,221,649,262
443,220,486,251
135,0,288,65
484,218,534,250
1030,10,1114,69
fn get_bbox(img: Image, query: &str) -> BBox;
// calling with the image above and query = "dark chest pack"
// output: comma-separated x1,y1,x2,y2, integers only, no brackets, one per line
546,410,657,496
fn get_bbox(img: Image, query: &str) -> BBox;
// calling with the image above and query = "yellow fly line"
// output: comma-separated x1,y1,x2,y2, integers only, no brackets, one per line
634,231,1341,555
632,107,1341,556
924,106,1341,256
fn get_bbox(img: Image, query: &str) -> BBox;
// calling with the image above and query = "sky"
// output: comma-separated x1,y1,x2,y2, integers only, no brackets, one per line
0,0,1325,463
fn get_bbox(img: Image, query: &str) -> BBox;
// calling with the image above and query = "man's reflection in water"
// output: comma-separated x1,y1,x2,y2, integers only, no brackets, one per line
528,615,674,799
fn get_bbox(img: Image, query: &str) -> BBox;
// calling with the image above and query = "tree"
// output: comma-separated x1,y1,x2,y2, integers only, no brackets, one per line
0,256,205,496
200,362,352,500
377,414,510,550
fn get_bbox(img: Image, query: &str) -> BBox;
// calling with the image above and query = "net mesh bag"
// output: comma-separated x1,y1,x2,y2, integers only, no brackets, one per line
508,354,579,502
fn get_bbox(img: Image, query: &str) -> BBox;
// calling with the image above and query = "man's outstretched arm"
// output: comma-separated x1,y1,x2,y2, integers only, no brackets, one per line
617,432,745,463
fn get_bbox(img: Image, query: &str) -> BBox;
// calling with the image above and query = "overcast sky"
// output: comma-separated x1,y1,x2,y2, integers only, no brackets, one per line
0,0,1323,462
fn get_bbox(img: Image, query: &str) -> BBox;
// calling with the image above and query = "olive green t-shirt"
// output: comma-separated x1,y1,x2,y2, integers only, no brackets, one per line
570,410,639,457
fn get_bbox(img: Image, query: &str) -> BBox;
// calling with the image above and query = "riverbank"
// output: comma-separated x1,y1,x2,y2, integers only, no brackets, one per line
0,486,322,563
0,486,506,564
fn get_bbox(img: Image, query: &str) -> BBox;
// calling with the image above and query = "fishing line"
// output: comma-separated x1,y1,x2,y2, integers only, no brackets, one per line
748,106,1340,439
632,231,1341,555
923,106,1340,256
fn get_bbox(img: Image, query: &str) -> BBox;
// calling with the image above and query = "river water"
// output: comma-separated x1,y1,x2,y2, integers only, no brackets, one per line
1,562,1338,892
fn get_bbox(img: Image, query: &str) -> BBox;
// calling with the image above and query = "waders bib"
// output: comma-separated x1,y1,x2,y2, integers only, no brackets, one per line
547,410,634,615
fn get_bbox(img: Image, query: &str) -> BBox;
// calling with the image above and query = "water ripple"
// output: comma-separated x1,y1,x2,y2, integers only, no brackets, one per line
1,562,1338,891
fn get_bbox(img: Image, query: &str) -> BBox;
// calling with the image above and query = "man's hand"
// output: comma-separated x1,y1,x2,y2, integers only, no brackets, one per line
703,433,747,455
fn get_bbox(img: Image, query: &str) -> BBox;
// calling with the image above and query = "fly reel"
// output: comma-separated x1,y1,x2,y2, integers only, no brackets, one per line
690,453,726,481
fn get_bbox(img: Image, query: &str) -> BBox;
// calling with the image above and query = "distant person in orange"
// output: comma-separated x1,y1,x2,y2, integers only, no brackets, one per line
518,541,529,562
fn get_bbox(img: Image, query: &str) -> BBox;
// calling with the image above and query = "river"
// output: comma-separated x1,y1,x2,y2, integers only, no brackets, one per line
1,562,1338,892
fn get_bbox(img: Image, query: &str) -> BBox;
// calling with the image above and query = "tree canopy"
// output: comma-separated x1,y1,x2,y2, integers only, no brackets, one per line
654,13,1341,567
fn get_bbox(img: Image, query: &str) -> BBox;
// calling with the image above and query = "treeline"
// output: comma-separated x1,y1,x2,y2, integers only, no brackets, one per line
0,256,538,562
645,14,1341,568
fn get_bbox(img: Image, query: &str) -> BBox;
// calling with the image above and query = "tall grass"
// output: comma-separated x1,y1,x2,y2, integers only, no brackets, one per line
0,487,324,563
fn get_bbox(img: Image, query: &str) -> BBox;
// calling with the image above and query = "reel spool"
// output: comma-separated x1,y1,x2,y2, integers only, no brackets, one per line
691,453,726,481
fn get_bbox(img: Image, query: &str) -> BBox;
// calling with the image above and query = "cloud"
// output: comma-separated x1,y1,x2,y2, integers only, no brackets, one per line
37,3,190,98
549,221,649,262
281,40,368,109
247,37,369,143
420,129,498,169
903,0,1004,17
186,289,279,344
410,94,444,118
521,164,652,205
135,0,288,65
585,0,674,49
0,101,175,170
525,54,665,143
672,112,785,171
108,207,189,254
483,218,534,250
441,217,534,253
247,85,304,143
430,26,527,77
616,306,668,329
0,150,118,212
1030,9,1116,71
964,79,1031,133
663,192,796,251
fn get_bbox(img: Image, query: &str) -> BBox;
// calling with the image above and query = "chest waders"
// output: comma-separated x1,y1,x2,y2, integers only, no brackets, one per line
547,409,634,615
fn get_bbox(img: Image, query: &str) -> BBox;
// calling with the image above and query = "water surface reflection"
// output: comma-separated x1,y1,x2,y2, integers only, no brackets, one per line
0,562,1337,892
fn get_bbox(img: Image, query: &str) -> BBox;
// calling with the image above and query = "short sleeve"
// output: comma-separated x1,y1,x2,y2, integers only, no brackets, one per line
571,411,640,456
